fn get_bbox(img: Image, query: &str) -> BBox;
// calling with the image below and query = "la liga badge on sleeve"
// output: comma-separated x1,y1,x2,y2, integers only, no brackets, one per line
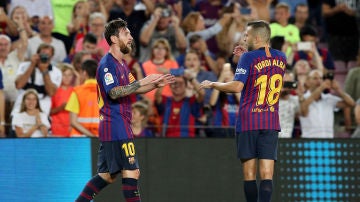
104,73,114,85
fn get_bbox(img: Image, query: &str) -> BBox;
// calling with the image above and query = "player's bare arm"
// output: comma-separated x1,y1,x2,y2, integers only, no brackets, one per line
109,81,141,99
109,74,175,99
200,80,244,94
110,74,166,99
135,74,175,94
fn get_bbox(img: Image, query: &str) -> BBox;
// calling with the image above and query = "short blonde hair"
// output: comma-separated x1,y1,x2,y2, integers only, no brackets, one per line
57,63,76,73
275,2,290,12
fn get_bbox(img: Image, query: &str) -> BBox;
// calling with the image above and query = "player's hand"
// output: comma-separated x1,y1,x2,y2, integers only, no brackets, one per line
321,79,332,90
141,74,163,86
331,80,341,92
233,44,247,57
199,80,213,89
154,74,175,88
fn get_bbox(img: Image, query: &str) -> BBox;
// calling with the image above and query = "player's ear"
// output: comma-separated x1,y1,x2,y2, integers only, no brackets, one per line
110,35,118,44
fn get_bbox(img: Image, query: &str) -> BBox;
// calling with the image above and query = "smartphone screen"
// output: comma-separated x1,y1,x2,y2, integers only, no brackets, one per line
239,7,251,15
297,42,312,51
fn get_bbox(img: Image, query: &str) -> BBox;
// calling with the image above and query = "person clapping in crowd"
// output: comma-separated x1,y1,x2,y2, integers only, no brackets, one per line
12,89,50,138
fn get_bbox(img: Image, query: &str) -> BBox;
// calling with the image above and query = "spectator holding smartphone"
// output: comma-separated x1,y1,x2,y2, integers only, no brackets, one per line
299,69,355,138
279,70,301,138
289,25,334,73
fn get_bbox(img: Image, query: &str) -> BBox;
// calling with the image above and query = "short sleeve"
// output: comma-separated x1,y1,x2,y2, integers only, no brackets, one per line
97,62,120,95
65,92,80,114
11,113,21,127
50,66,63,87
16,61,31,77
328,94,342,109
234,52,250,84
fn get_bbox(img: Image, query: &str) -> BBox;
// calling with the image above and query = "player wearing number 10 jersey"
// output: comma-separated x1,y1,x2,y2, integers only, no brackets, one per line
76,19,174,202
199,21,286,202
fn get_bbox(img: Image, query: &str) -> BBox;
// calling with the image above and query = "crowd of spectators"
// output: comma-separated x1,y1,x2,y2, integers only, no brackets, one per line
0,0,359,138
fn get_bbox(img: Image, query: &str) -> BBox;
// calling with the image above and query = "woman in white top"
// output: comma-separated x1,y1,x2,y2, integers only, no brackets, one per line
12,89,50,138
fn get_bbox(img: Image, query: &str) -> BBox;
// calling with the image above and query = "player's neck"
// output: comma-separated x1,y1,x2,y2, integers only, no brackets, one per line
109,47,124,62
254,43,269,50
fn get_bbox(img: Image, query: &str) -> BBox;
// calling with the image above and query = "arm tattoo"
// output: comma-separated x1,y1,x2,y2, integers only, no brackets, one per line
109,81,141,99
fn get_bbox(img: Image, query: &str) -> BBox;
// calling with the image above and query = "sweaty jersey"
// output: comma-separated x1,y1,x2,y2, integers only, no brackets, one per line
234,47,286,132
96,53,136,141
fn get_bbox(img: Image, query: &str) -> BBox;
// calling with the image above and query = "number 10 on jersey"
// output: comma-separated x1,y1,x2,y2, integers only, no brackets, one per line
122,142,136,157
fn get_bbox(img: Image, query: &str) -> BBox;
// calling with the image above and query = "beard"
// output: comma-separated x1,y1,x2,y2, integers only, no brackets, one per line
247,41,254,51
119,40,131,54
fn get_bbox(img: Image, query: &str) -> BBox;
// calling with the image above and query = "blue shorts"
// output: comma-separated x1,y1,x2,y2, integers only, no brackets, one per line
236,130,278,161
97,139,139,175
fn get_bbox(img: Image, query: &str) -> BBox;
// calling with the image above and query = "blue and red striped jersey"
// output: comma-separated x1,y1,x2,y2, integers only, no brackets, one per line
96,53,136,141
212,94,239,126
156,95,202,138
234,47,286,132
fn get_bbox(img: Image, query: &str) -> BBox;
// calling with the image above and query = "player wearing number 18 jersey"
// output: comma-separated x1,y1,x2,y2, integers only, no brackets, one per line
235,47,286,132
199,21,286,202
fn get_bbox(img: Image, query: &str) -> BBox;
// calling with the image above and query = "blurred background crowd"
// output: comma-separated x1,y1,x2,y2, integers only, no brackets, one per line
0,0,359,139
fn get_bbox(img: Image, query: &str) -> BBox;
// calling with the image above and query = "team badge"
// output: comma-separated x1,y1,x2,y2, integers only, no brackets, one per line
104,73,114,85
128,157,136,165
104,68,108,72
173,108,180,115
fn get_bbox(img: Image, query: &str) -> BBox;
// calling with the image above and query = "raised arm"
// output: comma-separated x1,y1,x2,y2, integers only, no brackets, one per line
171,15,187,51
139,9,161,46
38,62,58,96
332,80,355,109
15,61,36,89
142,0,155,17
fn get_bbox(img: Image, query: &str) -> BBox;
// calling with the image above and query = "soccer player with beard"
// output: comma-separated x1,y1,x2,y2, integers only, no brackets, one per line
200,21,286,202
76,19,175,202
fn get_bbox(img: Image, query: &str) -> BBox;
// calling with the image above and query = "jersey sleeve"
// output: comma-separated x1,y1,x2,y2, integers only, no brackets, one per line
65,92,80,114
234,52,251,84
328,94,342,109
97,62,120,95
